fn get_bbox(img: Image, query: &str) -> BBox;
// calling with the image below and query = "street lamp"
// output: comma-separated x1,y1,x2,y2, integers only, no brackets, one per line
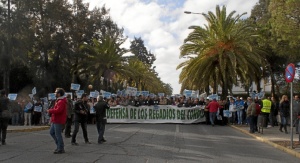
184,11,203,15
188,25,199,29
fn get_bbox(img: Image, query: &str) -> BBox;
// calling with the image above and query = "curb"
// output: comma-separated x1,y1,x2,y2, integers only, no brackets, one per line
230,125,300,159
7,126,50,133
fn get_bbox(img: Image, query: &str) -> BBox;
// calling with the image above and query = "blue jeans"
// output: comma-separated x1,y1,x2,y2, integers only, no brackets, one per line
237,110,243,124
209,112,217,125
281,116,287,126
50,123,64,151
12,112,19,125
96,120,106,143
248,116,255,132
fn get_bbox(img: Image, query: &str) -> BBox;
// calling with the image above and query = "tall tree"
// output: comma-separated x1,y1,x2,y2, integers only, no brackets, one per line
79,35,129,92
269,0,300,62
250,0,288,96
130,37,156,66
178,5,264,98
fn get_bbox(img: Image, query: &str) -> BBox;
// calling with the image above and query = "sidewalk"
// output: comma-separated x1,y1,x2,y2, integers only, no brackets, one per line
231,124,300,158
7,125,50,133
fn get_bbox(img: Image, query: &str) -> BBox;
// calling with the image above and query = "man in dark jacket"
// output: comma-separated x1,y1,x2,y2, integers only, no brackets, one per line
0,89,10,145
71,93,91,145
94,95,110,144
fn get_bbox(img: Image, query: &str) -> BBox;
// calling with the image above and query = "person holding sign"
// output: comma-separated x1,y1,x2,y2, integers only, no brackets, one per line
94,95,110,144
24,100,33,126
47,88,67,154
33,99,43,125
71,93,91,145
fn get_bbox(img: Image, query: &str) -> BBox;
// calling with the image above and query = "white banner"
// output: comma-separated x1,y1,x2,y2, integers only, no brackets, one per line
107,105,206,124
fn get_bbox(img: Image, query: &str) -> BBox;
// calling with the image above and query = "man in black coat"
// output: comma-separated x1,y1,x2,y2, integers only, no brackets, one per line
0,89,10,145
71,93,91,145
94,95,110,144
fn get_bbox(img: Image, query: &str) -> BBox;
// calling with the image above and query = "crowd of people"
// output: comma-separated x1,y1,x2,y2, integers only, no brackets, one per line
1,88,300,152
202,95,300,136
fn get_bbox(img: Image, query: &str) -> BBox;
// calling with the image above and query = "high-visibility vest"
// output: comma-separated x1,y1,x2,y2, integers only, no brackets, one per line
261,99,272,113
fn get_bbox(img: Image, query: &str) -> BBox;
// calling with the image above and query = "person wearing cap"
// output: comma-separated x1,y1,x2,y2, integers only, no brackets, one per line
0,89,10,145
71,93,91,145
47,88,67,154
94,95,110,144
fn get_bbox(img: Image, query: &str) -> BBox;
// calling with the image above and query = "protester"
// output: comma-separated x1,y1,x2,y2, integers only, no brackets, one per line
292,95,300,134
33,99,43,125
10,100,22,125
235,97,244,125
229,98,236,124
206,98,220,127
0,89,10,145
24,100,32,126
270,96,279,127
246,97,256,133
94,95,110,144
47,88,67,154
64,94,73,138
204,99,210,125
19,100,26,125
108,97,117,107
119,96,129,106
261,97,272,128
243,98,248,125
279,95,290,134
71,93,91,145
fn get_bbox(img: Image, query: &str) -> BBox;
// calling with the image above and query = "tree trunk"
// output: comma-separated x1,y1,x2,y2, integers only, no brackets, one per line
270,68,276,97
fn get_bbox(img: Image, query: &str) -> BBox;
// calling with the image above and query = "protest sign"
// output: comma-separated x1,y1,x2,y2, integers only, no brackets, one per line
70,83,80,91
8,94,17,101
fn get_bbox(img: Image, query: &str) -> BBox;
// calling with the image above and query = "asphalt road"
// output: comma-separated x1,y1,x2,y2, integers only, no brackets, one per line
1,124,299,163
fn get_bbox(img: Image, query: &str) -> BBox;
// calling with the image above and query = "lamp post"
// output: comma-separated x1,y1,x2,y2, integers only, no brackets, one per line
184,11,203,15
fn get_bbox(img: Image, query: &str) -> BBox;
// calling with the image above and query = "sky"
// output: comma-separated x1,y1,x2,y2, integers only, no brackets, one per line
82,0,259,94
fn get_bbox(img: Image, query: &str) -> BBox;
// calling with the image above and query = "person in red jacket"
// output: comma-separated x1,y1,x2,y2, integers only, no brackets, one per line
206,99,220,126
47,88,67,154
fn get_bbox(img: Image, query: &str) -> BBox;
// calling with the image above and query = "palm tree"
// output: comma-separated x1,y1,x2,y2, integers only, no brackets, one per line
79,36,130,91
178,5,265,98
125,58,163,92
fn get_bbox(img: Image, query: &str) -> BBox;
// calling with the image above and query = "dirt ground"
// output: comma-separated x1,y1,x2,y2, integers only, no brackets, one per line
273,141,300,148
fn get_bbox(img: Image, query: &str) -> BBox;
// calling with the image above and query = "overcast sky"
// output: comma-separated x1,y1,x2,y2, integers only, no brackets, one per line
82,0,259,94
